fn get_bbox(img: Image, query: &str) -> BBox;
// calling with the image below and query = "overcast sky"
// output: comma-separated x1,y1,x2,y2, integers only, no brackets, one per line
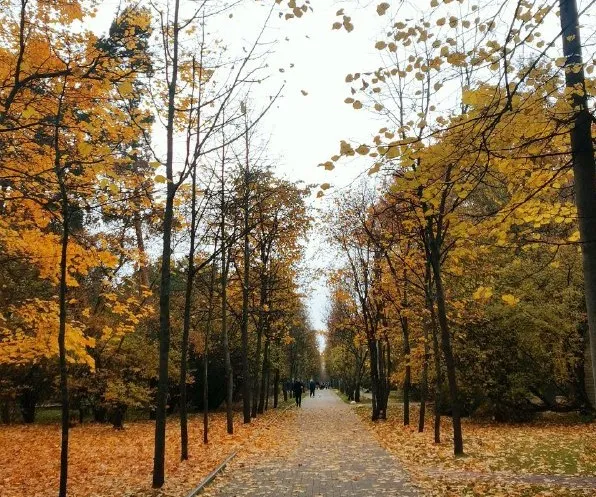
90,0,595,336
91,0,386,334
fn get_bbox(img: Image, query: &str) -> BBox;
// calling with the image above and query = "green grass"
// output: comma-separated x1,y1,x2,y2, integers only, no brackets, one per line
500,439,596,475
334,389,373,404
35,407,62,424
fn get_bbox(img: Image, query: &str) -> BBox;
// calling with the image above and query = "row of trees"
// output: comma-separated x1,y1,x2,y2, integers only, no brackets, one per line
0,0,318,495
323,0,596,458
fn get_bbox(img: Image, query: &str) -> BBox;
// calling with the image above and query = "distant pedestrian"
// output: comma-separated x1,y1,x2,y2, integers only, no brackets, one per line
293,380,303,407
309,379,316,397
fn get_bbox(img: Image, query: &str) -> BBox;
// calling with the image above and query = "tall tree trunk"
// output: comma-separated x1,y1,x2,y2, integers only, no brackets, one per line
53,81,70,497
241,121,251,423
1,402,10,424
153,0,180,487
258,339,269,414
431,306,442,443
273,368,279,408
559,0,596,400
369,338,381,420
401,274,411,426
203,251,217,444
58,197,70,497
429,231,463,455
179,163,198,461
264,365,270,411
221,183,233,435
354,355,361,403
378,339,388,419
425,264,442,443
252,325,263,418
385,336,392,410
252,266,267,418
401,322,411,425
419,322,430,433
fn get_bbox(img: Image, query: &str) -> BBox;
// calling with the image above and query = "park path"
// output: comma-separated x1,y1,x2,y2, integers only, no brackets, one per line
202,389,420,497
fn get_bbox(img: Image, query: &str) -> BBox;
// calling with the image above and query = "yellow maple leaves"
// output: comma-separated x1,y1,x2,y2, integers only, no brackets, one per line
473,286,493,302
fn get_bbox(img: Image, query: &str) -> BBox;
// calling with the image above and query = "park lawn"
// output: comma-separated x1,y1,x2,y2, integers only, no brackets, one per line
0,406,296,497
356,403,596,497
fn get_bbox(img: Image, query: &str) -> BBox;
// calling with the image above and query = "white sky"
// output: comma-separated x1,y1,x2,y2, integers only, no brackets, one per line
89,0,596,335
91,0,385,334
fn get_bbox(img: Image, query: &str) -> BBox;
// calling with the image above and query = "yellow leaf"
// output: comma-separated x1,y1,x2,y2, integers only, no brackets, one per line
568,231,580,242
501,294,519,306
355,144,370,155
473,286,493,301
368,163,381,175
376,2,390,15
119,81,134,96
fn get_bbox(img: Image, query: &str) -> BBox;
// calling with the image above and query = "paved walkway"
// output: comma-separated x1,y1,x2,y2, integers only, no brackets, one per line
203,389,419,497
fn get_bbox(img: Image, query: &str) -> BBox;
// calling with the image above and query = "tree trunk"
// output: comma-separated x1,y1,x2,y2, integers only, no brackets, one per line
241,120,251,424
1,402,11,424
252,264,267,418
180,162,198,461
258,339,269,414
559,0,596,401
252,326,263,418
53,82,70,497
221,233,233,435
401,277,411,426
369,338,381,420
264,365,270,411
425,264,442,443
385,334,392,410
58,197,70,497
354,356,361,403
376,339,388,419
419,323,430,433
153,0,180,487
203,254,217,445
19,389,36,423
429,233,463,455
273,368,279,408
431,309,442,444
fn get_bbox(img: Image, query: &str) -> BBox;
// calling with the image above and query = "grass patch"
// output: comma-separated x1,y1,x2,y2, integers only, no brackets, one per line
352,402,596,496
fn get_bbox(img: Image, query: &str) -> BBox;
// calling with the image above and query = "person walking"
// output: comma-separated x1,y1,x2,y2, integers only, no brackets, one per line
293,379,303,407
309,379,316,398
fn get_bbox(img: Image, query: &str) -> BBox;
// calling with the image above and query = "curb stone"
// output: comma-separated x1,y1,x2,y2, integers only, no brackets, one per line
184,451,237,497
184,403,294,496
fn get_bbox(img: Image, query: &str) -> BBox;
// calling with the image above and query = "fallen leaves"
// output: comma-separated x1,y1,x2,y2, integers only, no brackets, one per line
0,408,296,497
356,404,596,497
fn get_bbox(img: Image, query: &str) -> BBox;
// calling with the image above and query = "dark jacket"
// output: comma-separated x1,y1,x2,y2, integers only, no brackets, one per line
292,381,303,396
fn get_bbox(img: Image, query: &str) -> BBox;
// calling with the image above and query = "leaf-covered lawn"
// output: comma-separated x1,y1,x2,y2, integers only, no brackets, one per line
0,407,296,497
355,403,596,497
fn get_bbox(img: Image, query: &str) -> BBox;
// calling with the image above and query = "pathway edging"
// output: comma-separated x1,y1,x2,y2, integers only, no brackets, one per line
185,451,237,497
185,403,295,496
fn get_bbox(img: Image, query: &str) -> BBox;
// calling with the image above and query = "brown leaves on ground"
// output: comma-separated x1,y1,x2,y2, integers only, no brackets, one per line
355,404,596,497
0,407,297,497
